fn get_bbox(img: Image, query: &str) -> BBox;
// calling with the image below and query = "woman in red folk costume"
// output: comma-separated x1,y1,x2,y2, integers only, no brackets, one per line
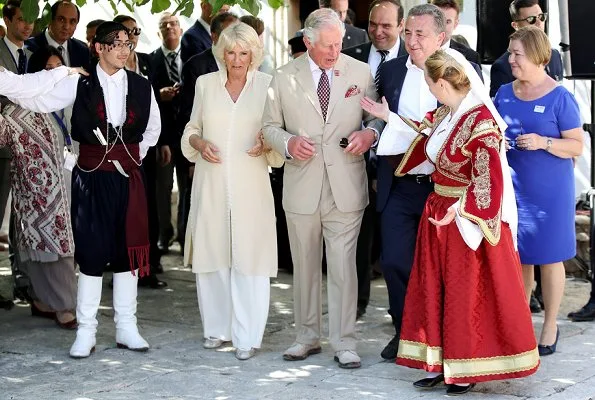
361,49,539,396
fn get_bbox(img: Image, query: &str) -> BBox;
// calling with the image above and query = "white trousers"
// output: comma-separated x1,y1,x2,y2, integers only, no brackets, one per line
195,269,270,350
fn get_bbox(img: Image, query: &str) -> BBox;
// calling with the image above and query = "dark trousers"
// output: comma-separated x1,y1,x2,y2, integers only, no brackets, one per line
270,167,293,271
72,168,139,277
174,150,191,249
356,189,377,310
143,147,161,271
380,178,433,334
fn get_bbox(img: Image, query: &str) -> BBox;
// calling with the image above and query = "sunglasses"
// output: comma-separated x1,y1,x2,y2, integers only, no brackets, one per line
128,27,142,36
515,12,547,25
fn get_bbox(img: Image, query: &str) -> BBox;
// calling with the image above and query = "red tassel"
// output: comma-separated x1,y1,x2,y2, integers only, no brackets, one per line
128,245,150,277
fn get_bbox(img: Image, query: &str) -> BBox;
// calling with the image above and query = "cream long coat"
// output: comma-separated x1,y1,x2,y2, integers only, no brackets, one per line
181,70,283,277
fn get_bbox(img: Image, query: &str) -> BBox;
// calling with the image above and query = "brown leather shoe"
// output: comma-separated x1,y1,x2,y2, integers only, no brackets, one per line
31,302,56,320
283,343,322,361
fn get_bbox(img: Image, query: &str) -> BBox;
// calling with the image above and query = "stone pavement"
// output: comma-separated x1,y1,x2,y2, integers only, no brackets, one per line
1,249,595,400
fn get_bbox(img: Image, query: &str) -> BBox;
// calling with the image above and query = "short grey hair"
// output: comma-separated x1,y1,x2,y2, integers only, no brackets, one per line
213,22,264,71
303,8,345,44
407,4,446,35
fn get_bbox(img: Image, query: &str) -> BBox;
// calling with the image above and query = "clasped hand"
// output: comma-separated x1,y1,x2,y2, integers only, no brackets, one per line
247,131,271,157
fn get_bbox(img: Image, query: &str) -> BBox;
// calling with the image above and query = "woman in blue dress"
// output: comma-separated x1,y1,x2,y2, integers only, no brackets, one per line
494,26,583,356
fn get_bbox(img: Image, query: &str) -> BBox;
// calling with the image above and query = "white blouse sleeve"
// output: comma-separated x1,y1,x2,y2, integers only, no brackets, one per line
139,88,161,160
376,111,423,156
0,66,70,98
8,73,79,113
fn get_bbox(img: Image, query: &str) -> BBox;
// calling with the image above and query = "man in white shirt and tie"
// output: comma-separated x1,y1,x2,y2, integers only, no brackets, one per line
342,0,406,320
25,0,90,70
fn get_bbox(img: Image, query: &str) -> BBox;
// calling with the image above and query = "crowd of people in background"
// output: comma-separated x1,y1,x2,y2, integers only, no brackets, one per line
0,0,593,395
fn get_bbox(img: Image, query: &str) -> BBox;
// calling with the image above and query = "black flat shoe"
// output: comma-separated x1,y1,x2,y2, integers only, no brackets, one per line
381,334,400,360
446,383,476,396
529,294,542,313
31,302,56,319
413,374,444,388
538,326,560,356
138,275,168,289
568,302,595,322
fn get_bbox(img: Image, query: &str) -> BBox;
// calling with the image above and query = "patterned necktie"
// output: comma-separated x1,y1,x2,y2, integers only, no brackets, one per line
167,52,180,83
318,68,330,121
374,50,389,92
17,49,26,75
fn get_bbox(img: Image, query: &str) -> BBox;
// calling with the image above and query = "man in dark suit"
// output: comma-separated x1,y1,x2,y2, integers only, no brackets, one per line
1,0,33,303
178,12,237,133
489,0,562,98
430,0,480,65
25,1,89,70
151,12,183,254
343,0,406,320
180,0,230,63
375,3,448,361
319,0,368,49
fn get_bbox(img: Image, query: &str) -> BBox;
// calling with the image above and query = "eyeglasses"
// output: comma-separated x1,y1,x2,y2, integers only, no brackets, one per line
160,20,180,29
515,12,547,25
128,27,142,36
110,40,134,50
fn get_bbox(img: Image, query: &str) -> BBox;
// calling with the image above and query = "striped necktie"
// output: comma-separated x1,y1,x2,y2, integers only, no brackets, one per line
374,50,389,92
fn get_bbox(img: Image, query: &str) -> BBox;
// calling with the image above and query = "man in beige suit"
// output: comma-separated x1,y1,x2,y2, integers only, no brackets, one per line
263,8,383,369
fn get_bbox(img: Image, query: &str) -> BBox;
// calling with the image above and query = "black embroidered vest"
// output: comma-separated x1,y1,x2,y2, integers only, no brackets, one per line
70,68,151,145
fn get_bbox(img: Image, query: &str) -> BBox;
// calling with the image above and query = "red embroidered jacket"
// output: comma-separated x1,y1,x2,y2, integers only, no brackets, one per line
396,104,505,245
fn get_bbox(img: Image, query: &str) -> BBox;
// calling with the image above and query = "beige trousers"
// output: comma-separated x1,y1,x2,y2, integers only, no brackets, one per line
285,170,364,352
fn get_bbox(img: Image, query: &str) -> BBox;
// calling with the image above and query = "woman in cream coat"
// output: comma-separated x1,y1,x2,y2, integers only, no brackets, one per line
181,22,283,360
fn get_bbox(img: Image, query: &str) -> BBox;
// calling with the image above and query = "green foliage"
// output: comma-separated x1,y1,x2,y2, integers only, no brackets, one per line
18,0,281,24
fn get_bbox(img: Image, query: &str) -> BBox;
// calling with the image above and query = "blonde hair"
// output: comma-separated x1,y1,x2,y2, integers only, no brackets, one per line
212,22,264,71
509,26,551,66
425,49,471,93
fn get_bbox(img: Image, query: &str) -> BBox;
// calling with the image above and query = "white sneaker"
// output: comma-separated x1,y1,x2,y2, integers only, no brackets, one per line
235,348,256,360
334,350,361,369
203,337,224,349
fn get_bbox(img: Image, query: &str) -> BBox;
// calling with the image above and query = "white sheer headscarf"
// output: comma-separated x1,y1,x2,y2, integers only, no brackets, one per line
443,48,519,248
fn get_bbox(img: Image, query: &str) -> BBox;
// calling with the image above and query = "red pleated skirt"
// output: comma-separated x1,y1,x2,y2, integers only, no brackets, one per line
396,192,540,384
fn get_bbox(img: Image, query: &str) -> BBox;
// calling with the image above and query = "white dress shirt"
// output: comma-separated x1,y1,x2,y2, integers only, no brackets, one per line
45,29,70,66
198,18,211,34
396,56,438,174
367,38,402,78
9,64,161,159
307,52,333,89
3,37,26,70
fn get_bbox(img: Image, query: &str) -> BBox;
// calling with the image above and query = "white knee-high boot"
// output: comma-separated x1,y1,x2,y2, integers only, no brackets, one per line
113,270,149,351
70,273,103,358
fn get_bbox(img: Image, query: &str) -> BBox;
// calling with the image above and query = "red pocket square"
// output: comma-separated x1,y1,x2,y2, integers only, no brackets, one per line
345,85,361,98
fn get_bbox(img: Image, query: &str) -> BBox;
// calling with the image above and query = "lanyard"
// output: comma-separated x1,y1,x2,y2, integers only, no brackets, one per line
51,111,72,148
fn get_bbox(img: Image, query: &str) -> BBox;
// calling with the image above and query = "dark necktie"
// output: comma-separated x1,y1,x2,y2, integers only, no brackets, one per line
317,68,330,121
167,52,180,83
17,49,26,75
374,50,389,92
57,45,65,62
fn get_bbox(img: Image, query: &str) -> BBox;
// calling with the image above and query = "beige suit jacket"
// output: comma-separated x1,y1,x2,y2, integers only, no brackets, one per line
263,53,382,215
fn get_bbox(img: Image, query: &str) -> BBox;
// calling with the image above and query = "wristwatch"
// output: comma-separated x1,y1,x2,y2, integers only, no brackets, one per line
546,138,553,152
